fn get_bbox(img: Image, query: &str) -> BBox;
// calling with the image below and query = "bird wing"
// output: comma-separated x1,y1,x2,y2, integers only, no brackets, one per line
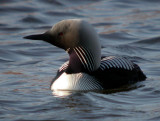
99,56,134,71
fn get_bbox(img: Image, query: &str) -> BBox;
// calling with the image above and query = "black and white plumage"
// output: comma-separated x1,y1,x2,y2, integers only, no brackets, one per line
24,19,146,91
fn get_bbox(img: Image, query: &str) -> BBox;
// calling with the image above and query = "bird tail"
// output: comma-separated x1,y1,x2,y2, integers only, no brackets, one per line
134,64,146,81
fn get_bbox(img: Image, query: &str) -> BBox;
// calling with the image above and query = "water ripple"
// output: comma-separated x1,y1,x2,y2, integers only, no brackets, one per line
45,11,84,17
21,16,45,24
0,0,160,120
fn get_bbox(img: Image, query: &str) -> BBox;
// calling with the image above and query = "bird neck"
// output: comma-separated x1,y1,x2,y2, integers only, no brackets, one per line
66,46,101,74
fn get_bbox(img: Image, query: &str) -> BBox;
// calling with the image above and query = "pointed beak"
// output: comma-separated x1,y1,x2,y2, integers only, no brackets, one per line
23,33,47,40
23,31,64,49
23,31,53,45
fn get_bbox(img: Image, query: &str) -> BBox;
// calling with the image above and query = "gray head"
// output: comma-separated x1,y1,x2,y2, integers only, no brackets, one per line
24,19,101,71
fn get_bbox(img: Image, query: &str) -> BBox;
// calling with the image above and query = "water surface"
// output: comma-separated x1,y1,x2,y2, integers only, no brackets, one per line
0,0,160,120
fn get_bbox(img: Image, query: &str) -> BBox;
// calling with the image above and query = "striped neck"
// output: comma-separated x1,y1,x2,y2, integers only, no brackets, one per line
66,46,100,73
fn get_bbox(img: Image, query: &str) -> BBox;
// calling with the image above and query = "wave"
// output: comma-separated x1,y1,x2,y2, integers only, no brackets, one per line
132,36,160,45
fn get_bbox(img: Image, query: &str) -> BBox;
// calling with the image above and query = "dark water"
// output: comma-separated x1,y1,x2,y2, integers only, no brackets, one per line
0,0,160,120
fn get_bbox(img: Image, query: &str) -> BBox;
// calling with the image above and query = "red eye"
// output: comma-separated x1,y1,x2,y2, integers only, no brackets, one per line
58,32,63,36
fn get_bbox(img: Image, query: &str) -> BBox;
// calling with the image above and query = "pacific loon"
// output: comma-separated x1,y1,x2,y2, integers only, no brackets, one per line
24,19,146,91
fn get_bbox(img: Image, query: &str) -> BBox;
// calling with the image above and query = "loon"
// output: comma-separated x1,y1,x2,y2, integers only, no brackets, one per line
24,19,146,91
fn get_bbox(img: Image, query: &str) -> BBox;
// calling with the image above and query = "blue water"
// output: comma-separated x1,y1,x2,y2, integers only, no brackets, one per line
0,0,160,120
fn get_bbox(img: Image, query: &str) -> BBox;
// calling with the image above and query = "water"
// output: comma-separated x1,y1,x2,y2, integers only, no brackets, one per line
0,0,160,120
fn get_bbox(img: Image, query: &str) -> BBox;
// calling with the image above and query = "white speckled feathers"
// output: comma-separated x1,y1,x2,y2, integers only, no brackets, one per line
58,56,135,73
100,56,134,70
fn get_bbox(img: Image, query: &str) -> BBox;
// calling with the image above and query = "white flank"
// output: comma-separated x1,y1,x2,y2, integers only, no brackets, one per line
51,72,103,91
